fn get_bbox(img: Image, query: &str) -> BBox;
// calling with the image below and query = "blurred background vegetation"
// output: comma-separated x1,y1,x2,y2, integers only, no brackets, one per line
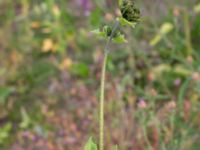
0,0,200,149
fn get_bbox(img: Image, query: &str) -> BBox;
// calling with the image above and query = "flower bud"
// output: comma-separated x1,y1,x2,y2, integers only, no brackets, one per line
120,0,140,23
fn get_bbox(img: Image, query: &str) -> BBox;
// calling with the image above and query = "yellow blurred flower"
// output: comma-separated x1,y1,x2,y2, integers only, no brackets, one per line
42,39,56,52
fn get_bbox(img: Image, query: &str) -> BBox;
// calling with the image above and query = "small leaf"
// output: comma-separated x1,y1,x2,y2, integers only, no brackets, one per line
160,23,173,35
150,22,173,46
150,35,162,46
118,0,122,6
0,122,12,143
84,137,97,150
152,64,171,76
20,107,32,129
0,87,13,104
194,3,200,13
118,17,137,28
174,65,191,76
113,34,127,43
91,29,101,34
91,29,106,38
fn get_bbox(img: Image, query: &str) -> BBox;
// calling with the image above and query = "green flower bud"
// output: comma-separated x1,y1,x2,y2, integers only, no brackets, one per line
103,26,112,37
120,0,140,23
103,25,121,38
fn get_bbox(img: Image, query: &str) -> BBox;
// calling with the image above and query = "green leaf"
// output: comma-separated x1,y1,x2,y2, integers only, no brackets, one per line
152,64,171,76
92,24,127,44
0,122,12,143
91,29,106,38
173,65,191,76
159,22,173,35
70,63,90,78
84,137,97,150
0,87,13,104
194,3,200,13
150,35,162,46
150,22,173,46
19,107,32,129
118,17,137,28
113,33,127,43
118,0,122,6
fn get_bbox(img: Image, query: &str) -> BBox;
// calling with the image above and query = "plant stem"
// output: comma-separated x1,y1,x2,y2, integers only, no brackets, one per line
104,20,120,53
183,9,193,56
99,52,107,150
99,20,120,150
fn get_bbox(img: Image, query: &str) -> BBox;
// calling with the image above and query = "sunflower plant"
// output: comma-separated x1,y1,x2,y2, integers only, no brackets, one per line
85,0,140,150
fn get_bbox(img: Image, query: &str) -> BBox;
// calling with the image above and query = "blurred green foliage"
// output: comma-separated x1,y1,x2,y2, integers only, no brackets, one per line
0,0,199,150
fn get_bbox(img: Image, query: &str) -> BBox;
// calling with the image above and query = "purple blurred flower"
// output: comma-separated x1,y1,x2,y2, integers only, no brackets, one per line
77,0,92,16
174,78,181,86
138,98,147,109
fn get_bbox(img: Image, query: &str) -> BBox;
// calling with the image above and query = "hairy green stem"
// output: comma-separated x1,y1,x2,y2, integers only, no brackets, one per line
104,20,120,53
99,20,120,150
99,52,107,150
